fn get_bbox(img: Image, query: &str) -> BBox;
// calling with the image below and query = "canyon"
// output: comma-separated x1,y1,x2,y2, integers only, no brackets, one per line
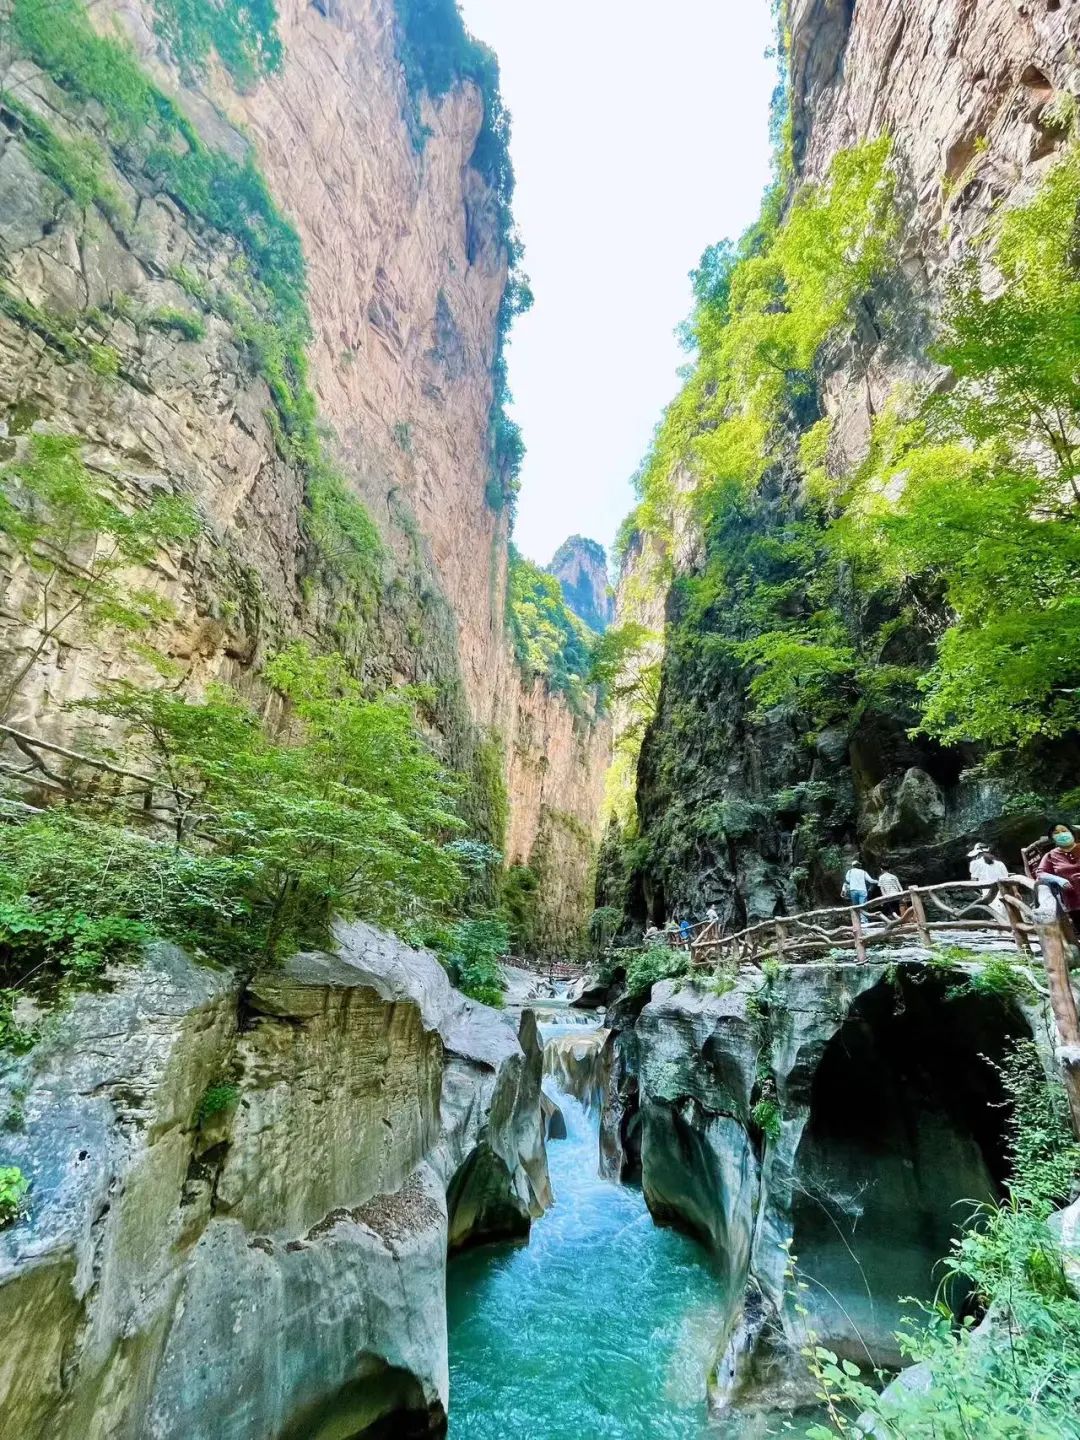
1,0,1080,1435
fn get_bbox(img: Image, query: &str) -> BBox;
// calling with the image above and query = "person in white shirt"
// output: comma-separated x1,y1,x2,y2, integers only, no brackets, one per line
842,861,877,908
970,848,1008,887
877,866,904,918
969,845,1010,923
706,905,719,925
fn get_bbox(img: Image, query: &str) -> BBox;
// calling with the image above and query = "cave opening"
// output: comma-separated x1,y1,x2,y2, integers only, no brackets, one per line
790,971,1030,1368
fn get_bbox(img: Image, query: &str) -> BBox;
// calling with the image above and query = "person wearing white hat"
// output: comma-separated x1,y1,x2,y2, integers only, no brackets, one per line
969,844,1010,924
967,843,991,881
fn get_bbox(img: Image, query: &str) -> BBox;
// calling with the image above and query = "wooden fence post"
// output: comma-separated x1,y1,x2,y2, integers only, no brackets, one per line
909,888,932,949
775,920,786,963
1036,915,1080,1139
850,905,867,965
1000,882,1029,956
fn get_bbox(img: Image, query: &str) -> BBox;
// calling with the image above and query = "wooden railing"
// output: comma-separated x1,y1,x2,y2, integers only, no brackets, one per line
678,876,1080,1138
687,878,1042,969
507,953,584,983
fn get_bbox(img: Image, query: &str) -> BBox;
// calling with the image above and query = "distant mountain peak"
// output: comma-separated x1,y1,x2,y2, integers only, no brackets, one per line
547,535,614,633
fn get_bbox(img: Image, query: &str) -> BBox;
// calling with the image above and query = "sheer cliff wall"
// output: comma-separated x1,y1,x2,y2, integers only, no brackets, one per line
0,0,609,939
611,0,1079,929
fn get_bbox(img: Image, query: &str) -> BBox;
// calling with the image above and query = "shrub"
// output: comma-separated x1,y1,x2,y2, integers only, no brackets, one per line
145,306,206,341
624,945,689,998
196,1083,239,1124
0,1166,29,1228
751,1096,782,1140
420,916,508,1006
0,990,39,1055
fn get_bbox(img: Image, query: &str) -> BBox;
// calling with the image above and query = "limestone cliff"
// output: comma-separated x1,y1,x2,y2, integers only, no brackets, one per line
609,1,1080,932
0,924,549,1439
0,0,608,945
548,535,614,633
602,960,1033,1414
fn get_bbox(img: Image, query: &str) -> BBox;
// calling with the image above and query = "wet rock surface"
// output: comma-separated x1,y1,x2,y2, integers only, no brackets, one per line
542,1028,610,1112
608,961,1035,1415
0,925,549,1440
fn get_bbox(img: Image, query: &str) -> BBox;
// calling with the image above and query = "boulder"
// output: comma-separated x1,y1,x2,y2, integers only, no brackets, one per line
0,923,549,1440
566,971,613,1008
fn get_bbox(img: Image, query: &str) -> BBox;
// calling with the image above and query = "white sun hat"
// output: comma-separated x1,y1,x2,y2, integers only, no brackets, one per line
967,843,990,857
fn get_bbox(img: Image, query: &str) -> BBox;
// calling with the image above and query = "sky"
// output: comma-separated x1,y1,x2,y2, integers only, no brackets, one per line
457,0,777,567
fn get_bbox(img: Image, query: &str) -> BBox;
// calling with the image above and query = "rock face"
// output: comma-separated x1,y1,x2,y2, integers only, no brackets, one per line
548,536,614,633
542,1028,609,1112
611,2,1080,931
0,0,609,945
0,924,549,1440
611,962,1033,1413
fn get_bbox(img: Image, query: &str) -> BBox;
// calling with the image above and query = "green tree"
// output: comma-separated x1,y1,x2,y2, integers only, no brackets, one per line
0,434,200,716
837,144,1080,750
72,645,466,955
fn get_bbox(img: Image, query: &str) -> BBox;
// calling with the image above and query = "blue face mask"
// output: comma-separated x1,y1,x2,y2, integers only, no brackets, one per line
1054,832,1075,849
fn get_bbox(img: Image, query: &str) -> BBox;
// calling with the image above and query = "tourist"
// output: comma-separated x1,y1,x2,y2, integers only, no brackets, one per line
970,844,1012,925
970,846,1009,887
842,859,876,909
679,916,692,948
877,865,904,919
1037,823,1080,932
664,917,678,947
967,843,992,880
706,904,719,925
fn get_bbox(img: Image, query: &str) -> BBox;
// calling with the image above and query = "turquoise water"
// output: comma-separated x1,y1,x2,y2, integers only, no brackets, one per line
446,1025,822,1439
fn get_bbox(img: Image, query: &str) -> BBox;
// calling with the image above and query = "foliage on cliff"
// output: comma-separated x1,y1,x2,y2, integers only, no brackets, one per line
831,145,1080,750
0,434,201,715
149,0,282,88
507,546,597,716
606,126,1080,930
0,645,493,990
4,0,384,605
600,140,899,922
394,0,531,517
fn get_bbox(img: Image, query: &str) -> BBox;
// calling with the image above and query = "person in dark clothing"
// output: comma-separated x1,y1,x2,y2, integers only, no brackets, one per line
1037,822,1080,932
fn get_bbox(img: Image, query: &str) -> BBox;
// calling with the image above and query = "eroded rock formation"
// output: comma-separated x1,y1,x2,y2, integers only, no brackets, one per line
548,536,614,634
604,962,1034,1414
542,1027,609,1113
0,924,549,1440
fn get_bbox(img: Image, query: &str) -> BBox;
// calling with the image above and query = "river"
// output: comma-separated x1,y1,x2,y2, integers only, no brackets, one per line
446,1021,824,1439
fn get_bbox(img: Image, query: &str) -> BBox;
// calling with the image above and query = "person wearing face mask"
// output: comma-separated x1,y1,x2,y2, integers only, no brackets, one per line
1037,823,1080,932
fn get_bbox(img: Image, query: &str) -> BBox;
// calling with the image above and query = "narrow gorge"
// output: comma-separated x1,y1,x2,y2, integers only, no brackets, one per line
2,0,1080,1437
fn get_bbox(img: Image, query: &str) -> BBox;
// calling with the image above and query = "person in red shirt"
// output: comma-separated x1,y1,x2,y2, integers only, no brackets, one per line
1037,822,1080,931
